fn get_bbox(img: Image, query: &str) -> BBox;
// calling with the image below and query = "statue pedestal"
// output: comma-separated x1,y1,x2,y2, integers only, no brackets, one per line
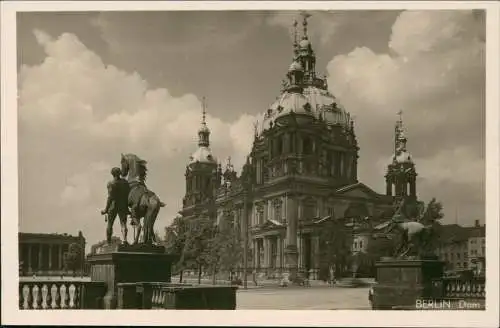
371,257,445,310
87,244,175,309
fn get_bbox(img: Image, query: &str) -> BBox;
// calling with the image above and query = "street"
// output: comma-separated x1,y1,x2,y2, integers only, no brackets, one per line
236,286,371,310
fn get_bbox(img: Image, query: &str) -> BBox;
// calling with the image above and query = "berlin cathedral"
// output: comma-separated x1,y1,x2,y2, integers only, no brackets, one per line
177,15,419,280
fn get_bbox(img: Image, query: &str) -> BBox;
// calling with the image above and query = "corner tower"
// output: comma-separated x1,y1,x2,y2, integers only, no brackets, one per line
182,98,220,212
385,111,417,199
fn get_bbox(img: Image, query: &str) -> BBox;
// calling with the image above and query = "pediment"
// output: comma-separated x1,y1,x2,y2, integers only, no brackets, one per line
259,219,284,230
335,183,381,200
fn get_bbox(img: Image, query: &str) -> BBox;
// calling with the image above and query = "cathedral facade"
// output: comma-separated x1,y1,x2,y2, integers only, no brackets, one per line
178,16,419,280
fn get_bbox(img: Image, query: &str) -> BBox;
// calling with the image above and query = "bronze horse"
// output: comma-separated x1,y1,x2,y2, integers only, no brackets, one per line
381,199,433,257
120,153,165,245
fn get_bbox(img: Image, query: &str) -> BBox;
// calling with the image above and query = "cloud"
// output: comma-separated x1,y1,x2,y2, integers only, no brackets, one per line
326,10,485,223
91,12,262,56
18,30,256,249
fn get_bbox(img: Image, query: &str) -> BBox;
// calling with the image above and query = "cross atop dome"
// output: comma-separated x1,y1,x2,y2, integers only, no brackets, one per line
202,97,207,125
301,11,311,39
293,19,299,51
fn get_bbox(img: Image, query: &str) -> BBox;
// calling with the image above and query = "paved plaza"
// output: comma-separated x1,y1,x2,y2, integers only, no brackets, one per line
24,276,371,310
236,286,371,310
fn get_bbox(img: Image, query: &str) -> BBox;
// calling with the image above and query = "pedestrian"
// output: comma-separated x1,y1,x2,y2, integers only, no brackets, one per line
329,265,335,286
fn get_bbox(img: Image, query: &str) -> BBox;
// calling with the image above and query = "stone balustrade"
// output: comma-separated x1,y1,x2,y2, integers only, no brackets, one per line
19,280,106,309
431,276,486,300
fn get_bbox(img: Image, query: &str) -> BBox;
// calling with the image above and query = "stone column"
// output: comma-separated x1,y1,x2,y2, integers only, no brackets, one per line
48,244,53,271
254,239,259,269
27,244,32,272
38,244,43,271
58,244,63,270
263,238,269,272
313,236,320,272
410,177,416,197
277,238,282,271
285,193,298,280
297,233,302,269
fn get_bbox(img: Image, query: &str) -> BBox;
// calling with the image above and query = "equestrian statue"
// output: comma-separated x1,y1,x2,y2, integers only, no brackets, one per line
101,153,165,245
375,197,434,258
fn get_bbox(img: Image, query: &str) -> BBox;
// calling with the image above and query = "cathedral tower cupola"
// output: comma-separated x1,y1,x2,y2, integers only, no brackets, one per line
198,97,210,147
183,97,218,209
298,12,316,83
385,110,417,199
189,97,216,165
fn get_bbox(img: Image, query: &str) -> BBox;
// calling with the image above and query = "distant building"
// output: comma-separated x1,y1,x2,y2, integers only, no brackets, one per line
465,220,486,274
18,231,85,276
89,236,121,255
436,221,485,273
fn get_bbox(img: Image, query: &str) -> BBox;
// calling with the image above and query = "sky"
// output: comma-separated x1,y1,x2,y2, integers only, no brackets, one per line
16,10,486,250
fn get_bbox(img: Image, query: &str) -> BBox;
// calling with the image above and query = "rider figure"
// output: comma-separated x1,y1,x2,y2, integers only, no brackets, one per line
101,167,130,244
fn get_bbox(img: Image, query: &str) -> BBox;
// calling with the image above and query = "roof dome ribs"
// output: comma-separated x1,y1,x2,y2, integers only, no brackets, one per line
255,14,353,136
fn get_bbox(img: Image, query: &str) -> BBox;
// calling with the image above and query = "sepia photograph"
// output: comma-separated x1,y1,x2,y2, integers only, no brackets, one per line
1,1,499,327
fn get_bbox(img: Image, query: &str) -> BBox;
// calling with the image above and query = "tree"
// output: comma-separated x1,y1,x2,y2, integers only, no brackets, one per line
63,243,83,277
209,222,243,284
164,216,190,282
180,216,215,284
316,219,352,279
419,198,445,255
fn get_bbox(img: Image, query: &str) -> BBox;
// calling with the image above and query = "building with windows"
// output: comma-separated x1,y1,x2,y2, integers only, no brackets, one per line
18,231,86,276
436,221,485,273
177,15,421,280
465,220,486,274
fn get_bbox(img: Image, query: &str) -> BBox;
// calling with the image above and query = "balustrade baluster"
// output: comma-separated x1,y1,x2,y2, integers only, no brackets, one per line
51,284,58,309
161,291,166,308
32,285,40,309
153,289,160,307
22,285,30,309
41,284,49,309
60,284,67,309
68,284,76,308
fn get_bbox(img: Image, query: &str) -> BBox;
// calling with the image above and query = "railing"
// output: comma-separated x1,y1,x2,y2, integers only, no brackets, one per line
117,282,237,310
19,280,106,309
431,276,486,300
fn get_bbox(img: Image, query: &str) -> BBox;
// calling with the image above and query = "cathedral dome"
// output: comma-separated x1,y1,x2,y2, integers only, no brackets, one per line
189,146,216,164
255,85,352,136
278,92,310,113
